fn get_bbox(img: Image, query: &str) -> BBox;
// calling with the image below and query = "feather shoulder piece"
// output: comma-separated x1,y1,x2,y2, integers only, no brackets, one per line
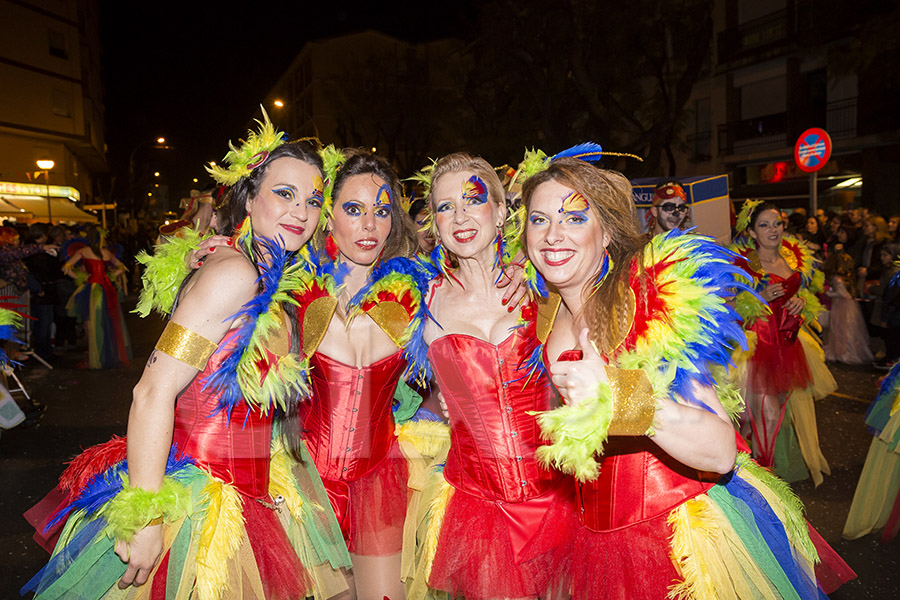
201,237,316,414
292,248,347,358
536,230,755,480
347,257,436,386
134,227,209,317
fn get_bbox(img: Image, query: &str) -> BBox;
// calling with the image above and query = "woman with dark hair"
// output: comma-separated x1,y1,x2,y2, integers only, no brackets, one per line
24,118,352,599
519,155,851,598
730,200,836,486
298,147,436,600
408,152,575,600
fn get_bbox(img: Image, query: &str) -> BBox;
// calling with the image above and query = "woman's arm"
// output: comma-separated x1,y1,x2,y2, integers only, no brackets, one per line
61,247,83,279
116,252,257,588
650,384,736,475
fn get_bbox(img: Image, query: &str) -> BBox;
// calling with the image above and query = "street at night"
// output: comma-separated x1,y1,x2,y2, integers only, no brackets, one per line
0,300,897,598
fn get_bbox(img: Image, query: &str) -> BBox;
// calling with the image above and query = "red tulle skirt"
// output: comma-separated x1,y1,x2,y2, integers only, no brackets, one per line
747,334,812,398
428,483,576,600
570,511,679,600
322,441,408,556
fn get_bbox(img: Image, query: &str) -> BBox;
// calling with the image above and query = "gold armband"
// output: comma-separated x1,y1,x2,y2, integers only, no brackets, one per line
605,365,656,436
155,322,217,370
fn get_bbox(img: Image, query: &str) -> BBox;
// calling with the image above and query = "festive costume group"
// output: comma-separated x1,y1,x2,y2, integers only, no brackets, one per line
729,202,837,485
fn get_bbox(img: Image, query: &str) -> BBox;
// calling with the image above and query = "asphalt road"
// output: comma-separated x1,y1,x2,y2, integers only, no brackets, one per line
0,301,896,598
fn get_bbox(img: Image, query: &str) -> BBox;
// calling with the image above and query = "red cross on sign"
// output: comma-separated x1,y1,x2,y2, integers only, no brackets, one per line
794,128,832,173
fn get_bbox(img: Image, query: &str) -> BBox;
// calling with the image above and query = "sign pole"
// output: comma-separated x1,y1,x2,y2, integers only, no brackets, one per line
810,171,817,216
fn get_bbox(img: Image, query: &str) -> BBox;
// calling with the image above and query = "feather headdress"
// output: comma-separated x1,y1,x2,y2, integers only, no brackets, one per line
735,198,764,236
508,142,643,190
318,144,348,230
206,107,286,186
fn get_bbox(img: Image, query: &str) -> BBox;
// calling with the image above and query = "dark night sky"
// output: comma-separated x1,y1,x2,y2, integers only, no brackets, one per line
98,0,475,202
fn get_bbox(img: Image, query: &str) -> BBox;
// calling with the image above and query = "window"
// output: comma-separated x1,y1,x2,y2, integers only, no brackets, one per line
48,30,67,59
52,89,71,117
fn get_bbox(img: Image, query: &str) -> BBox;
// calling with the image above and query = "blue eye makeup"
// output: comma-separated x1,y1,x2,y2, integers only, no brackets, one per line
341,201,363,216
273,187,295,201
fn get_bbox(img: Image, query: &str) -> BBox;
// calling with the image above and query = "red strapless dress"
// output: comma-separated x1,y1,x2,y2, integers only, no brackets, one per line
300,350,409,555
425,331,576,600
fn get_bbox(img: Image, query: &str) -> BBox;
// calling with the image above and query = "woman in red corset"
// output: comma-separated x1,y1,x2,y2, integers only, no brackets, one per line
298,148,426,600
24,124,352,599
520,155,850,599
62,225,132,369
410,153,576,600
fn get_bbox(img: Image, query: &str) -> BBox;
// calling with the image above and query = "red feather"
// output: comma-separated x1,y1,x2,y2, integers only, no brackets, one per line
59,436,127,493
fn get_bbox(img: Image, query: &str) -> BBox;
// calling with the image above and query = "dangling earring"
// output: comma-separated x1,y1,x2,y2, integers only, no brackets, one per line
429,240,454,281
235,216,253,260
591,251,613,293
491,231,507,281
324,231,339,261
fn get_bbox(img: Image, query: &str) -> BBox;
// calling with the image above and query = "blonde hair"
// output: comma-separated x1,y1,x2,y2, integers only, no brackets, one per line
426,152,506,244
522,158,649,354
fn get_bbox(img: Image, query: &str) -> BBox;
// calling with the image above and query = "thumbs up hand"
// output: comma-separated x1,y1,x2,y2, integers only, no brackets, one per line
550,328,608,406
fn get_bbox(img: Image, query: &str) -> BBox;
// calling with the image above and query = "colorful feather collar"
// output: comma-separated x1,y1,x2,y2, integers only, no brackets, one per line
201,238,331,415
346,257,435,386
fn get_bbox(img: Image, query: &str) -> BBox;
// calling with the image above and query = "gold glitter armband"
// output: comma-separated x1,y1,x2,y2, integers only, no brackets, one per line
155,322,218,371
605,365,656,436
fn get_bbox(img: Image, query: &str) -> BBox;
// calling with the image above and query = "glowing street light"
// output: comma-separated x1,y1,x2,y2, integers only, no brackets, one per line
273,99,284,108
36,159,55,222
157,137,166,144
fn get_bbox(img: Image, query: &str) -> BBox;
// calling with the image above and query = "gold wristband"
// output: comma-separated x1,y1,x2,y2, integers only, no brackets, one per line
605,365,656,436
155,322,217,370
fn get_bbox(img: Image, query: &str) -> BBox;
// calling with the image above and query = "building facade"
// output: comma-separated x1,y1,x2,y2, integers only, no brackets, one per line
0,0,105,222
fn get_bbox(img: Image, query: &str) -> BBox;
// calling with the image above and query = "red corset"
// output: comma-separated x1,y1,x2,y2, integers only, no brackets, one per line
300,351,407,482
429,332,561,503
172,330,273,499
577,438,717,531
555,349,718,531
753,271,803,346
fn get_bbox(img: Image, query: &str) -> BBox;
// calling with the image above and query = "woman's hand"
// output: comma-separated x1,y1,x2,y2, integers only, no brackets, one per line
188,235,234,269
784,295,805,315
761,282,785,302
437,391,449,420
549,329,608,405
496,262,528,309
115,523,163,589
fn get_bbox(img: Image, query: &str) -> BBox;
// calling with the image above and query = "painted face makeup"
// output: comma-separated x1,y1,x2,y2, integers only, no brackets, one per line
329,173,393,266
432,170,503,260
247,156,323,252
526,180,607,294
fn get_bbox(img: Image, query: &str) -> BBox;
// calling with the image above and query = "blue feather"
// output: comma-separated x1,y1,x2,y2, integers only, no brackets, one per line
45,445,195,533
551,142,604,163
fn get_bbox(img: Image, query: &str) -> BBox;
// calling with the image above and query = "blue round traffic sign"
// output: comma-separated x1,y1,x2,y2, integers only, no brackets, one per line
794,128,832,173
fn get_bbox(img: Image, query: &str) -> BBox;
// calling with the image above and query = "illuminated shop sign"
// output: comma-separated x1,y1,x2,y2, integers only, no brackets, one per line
0,181,81,201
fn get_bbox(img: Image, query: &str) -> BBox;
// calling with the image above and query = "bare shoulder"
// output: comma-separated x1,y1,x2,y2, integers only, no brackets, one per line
177,251,258,322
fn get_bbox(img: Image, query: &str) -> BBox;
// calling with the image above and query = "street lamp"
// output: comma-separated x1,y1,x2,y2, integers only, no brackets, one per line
36,159,54,223
128,137,172,214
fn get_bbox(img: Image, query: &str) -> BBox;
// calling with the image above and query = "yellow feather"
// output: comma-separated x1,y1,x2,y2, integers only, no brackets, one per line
396,421,451,459
269,438,305,522
196,479,245,600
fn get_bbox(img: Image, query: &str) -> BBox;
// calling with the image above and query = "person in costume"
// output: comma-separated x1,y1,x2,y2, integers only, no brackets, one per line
23,118,352,599
298,147,436,600
62,224,132,369
407,152,576,600
520,152,851,599
648,180,690,235
844,357,900,542
730,200,836,485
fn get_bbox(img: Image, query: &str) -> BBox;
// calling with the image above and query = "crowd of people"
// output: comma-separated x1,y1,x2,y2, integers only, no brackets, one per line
9,116,900,599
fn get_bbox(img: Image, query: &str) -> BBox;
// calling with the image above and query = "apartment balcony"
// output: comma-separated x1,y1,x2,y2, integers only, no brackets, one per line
718,113,788,157
718,98,857,157
718,9,793,64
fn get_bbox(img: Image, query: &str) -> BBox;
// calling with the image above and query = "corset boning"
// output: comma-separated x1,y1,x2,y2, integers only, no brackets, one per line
300,351,407,481
429,332,562,502
172,330,273,499
578,437,719,531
